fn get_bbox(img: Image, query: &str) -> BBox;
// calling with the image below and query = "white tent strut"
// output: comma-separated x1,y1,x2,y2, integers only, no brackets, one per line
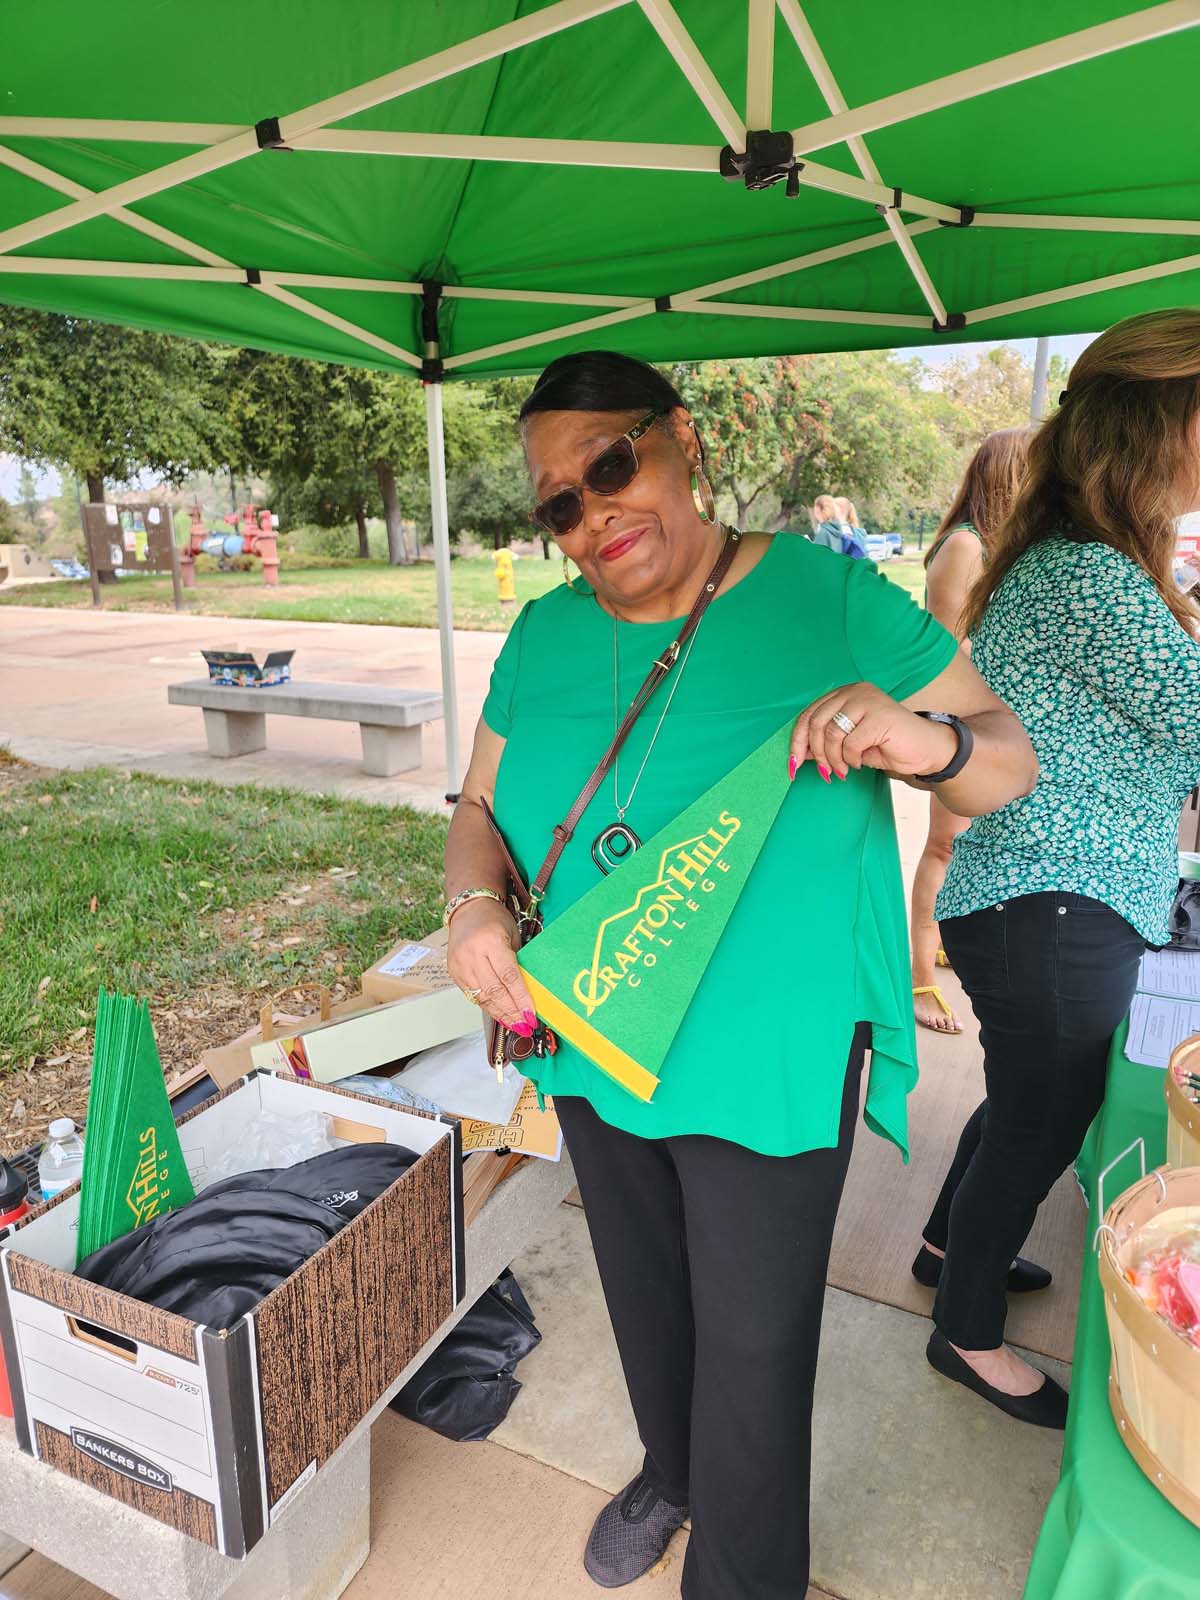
424,379,462,798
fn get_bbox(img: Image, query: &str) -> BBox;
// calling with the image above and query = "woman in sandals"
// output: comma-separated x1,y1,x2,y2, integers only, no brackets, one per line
911,428,1033,1035
444,350,1035,1598
919,309,1200,1429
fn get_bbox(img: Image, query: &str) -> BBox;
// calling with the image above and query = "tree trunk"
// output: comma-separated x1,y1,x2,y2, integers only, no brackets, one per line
353,502,370,559
735,494,752,526
375,461,409,565
541,536,550,559
86,473,117,583
493,528,503,551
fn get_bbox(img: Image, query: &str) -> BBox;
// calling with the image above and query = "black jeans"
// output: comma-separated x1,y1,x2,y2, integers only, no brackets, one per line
554,1024,870,1600
924,892,1145,1350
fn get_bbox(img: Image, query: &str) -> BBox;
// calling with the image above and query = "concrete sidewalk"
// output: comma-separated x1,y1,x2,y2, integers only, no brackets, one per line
0,606,500,810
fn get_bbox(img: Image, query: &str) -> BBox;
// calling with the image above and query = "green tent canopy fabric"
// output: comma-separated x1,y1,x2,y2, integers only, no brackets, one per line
0,0,1197,377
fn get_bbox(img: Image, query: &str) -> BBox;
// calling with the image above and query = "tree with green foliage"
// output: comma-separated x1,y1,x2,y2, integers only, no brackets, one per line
449,447,532,549
677,357,829,525
0,309,225,502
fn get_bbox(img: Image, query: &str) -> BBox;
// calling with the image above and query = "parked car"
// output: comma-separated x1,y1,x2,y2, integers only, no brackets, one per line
864,533,892,563
49,558,89,580
885,532,905,557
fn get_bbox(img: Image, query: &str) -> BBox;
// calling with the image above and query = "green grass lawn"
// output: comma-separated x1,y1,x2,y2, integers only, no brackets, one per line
0,548,927,630
0,760,448,1134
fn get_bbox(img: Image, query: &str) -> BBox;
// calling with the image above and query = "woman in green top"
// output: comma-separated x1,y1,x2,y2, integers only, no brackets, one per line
444,351,1035,1598
921,309,1200,1430
911,428,1033,1034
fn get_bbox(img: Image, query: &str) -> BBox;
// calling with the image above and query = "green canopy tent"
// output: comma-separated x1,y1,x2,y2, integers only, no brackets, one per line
2,0,1198,787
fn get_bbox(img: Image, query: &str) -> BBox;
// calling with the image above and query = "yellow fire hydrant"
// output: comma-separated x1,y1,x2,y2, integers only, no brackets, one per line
494,546,516,606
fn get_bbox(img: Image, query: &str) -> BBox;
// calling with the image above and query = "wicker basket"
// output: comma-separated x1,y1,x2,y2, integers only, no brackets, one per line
1166,1035,1200,1170
1098,1161,1200,1527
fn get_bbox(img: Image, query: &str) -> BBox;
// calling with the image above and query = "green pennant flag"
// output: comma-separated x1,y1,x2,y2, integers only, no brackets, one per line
76,989,195,1265
520,718,793,1104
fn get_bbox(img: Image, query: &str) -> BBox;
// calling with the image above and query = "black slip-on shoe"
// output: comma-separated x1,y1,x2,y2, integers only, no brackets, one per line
912,1244,1053,1294
926,1328,1069,1430
583,1473,688,1589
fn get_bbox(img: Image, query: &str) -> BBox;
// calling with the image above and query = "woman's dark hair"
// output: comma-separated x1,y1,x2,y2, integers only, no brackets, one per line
519,350,686,422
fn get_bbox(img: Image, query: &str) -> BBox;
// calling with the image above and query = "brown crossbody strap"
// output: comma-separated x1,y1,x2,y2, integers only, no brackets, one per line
527,527,740,906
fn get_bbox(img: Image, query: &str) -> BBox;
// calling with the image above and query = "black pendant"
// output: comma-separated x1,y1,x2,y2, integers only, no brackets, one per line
591,821,642,875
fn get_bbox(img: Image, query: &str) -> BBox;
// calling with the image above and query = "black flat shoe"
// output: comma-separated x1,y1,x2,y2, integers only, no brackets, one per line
925,1329,1069,1429
912,1244,1052,1294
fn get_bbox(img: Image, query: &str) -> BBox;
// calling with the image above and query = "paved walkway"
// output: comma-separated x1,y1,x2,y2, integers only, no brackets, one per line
0,606,498,811
0,606,1073,1600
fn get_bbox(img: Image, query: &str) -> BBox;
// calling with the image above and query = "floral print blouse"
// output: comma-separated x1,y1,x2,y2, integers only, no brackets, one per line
937,535,1200,944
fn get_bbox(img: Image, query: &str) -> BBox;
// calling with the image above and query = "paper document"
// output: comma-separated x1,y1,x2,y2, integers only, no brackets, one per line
1137,947,1200,1001
378,942,434,978
1127,994,1200,1069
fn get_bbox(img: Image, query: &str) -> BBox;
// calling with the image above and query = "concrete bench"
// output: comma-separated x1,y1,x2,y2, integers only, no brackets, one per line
167,679,443,778
0,1151,576,1600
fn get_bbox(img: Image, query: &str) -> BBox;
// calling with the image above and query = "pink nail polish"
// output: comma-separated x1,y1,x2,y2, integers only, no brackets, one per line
835,769,847,781
787,755,798,781
817,763,832,783
512,1021,534,1038
522,1009,537,1027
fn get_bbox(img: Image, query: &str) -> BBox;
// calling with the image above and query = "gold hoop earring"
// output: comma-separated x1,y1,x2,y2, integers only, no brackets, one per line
562,554,571,585
691,467,716,525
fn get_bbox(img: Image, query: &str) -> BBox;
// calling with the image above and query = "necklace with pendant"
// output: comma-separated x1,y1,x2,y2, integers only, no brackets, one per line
590,606,706,875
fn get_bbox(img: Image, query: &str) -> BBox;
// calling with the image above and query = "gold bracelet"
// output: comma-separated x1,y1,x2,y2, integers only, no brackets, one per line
443,887,505,927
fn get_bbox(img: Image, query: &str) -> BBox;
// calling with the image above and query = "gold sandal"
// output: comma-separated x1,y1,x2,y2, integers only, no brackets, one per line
913,985,962,1034
935,948,951,969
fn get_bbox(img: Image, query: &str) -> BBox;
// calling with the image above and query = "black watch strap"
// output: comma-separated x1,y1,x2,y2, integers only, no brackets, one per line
913,711,974,784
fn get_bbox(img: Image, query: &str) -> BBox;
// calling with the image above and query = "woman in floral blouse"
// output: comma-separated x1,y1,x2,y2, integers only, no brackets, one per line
919,308,1200,1428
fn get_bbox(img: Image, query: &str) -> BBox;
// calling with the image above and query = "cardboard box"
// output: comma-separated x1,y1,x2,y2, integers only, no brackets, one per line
0,1073,464,1557
200,648,294,687
361,928,453,1004
249,985,480,1085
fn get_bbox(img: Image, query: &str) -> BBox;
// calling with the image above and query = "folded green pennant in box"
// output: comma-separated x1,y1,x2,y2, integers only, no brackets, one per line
75,989,195,1266
519,719,793,1103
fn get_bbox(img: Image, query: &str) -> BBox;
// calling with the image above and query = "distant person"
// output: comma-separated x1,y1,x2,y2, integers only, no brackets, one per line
911,428,1034,1033
919,308,1200,1429
835,496,869,559
811,492,865,557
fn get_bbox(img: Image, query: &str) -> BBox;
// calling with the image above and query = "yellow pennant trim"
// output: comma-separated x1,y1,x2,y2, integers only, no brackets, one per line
523,972,660,1103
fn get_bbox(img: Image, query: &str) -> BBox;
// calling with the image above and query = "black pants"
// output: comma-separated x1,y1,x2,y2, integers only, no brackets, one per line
924,893,1145,1350
554,1023,869,1600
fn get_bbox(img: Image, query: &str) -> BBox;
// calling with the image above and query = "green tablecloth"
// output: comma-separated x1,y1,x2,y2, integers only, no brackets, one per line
1023,1019,1200,1599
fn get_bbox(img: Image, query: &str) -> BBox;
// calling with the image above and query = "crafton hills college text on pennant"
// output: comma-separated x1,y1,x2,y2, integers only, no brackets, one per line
519,720,794,1103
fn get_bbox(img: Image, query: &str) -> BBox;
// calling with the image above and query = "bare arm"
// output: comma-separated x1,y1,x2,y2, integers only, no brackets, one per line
924,529,984,643
790,650,1037,818
444,719,535,1032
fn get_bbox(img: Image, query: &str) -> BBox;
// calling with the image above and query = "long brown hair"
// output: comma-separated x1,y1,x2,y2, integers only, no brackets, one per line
961,309,1200,636
924,427,1034,568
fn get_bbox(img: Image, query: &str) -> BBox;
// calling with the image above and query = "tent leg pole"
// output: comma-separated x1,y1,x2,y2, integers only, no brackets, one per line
1030,334,1050,421
424,380,461,801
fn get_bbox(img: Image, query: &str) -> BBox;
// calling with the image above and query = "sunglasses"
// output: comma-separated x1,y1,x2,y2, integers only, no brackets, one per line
530,410,664,537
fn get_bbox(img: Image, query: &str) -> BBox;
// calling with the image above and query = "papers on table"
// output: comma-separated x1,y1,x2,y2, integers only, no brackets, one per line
1127,949,1200,1069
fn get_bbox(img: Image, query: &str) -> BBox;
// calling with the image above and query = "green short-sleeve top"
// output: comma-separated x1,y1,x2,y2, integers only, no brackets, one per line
483,535,958,1157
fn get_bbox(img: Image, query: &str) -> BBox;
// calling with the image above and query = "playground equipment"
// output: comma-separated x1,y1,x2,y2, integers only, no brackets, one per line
180,504,280,587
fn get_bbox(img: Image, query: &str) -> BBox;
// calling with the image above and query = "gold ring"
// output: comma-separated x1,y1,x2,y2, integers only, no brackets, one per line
461,986,484,1005
831,711,857,735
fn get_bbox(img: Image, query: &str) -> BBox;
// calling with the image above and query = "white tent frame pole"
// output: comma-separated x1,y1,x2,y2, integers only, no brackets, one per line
424,379,461,797
672,218,938,300
296,130,719,172
683,301,930,328
0,117,245,143
746,0,776,127
971,212,1200,236
965,249,1200,324
298,126,960,221
790,0,1199,154
443,303,653,370
0,145,232,267
255,283,421,367
775,0,947,323
0,0,634,258
636,0,746,146
1030,335,1051,421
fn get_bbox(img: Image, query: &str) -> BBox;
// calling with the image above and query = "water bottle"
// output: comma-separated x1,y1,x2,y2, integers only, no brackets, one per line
37,1118,85,1201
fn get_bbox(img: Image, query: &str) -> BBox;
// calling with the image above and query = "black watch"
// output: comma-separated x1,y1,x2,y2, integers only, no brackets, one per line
912,711,974,784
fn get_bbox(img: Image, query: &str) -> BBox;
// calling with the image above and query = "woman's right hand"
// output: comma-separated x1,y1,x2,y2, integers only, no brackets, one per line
446,898,537,1037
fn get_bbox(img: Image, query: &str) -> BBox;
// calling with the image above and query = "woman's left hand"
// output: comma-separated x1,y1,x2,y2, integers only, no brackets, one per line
790,682,957,783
